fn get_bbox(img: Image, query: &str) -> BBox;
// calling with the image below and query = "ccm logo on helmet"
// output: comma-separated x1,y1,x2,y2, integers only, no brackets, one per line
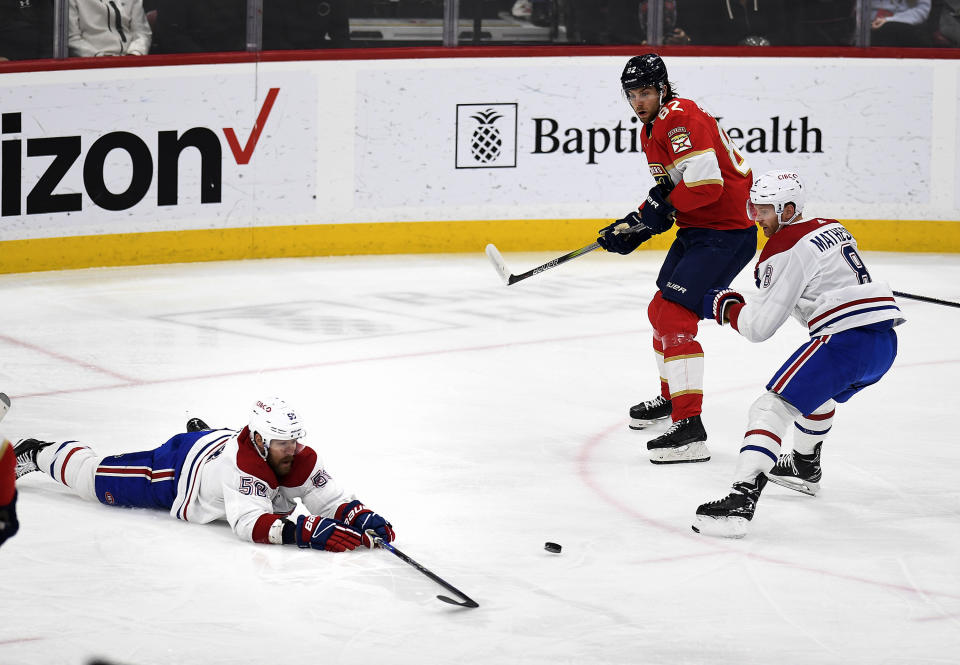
778,173,799,181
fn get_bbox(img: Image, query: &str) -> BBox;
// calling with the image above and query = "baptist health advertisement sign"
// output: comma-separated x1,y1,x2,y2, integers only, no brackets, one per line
355,56,958,224
0,55,956,247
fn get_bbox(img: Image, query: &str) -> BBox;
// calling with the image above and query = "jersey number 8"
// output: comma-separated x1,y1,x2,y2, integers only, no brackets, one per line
841,244,872,285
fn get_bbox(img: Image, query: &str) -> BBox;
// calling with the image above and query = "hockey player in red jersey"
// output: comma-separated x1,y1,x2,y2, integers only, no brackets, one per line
0,438,17,547
13,397,395,551
0,394,17,548
597,53,757,464
692,170,905,538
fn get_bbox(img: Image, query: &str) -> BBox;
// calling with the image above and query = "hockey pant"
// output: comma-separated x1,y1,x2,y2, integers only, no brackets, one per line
35,430,229,519
733,323,898,483
648,226,757,421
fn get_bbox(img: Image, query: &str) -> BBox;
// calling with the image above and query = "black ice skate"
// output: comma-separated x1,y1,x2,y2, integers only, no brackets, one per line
766,442,823,496
645,415,709,464
186,417,211,433
628,395,672,430
13,438,55,479
692,474,767,538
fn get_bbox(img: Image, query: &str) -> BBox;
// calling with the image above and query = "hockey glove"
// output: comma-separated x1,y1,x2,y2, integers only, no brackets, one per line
597,213,652,255
295,515,372,552
639,184,677,234
336,500,395,546
705,288,746,325
0,490,18,547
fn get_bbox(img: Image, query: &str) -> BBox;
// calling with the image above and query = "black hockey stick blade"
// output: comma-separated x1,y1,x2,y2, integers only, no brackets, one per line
485,242,601,287
893,290,960,309
374,537,479,609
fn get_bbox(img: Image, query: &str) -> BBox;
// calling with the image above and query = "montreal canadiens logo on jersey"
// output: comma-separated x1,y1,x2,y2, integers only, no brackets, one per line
762,264,774,288
667,126,692,154
312,468,332,488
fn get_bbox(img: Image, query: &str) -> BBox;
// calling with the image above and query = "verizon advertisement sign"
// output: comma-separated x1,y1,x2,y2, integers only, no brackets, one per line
0,69,317,239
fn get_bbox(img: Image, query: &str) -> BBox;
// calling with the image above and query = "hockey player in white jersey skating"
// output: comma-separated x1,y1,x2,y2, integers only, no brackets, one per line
692,170,905,538
13,397,395,551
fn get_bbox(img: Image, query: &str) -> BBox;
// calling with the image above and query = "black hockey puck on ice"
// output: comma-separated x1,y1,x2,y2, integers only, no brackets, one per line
544,542,562,553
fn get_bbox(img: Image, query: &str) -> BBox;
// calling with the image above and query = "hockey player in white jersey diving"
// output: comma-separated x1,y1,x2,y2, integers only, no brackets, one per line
693,170,905,538
13,397,395,551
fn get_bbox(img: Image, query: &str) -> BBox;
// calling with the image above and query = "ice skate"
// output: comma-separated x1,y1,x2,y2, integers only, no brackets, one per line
765,442,822,496
645,415,709,464
692,475,767,538
186,417,211,433
629,395,672,430
13,438,55,479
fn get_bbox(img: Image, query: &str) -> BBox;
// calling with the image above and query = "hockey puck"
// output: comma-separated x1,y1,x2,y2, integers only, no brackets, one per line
544,542,562,553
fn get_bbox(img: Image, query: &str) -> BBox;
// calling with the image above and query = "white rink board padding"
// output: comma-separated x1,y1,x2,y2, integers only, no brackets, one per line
0,54,958,271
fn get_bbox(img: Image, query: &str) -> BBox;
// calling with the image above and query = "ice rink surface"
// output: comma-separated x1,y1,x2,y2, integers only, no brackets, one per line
2,250,958,665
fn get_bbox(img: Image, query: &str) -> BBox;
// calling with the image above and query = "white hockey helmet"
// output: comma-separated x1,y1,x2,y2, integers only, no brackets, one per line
249,397,305,459
748,170,805,226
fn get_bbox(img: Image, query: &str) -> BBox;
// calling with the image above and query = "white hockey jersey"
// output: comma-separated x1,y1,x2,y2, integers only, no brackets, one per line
728,218,905,342
168,427,354,544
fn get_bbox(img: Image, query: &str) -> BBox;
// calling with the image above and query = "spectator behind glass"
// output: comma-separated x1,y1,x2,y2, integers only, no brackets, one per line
0,0,53,60
568,0,642,44
68,0,152,56
263,0,350,49
153,0,245,54
638,0,692,44
796,0,855,45
935,0,960,46
870,0,932,45
675,0,797,46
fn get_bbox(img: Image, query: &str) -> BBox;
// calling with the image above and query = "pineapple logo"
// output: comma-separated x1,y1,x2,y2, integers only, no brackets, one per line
469,109,503,164
456,103,518,169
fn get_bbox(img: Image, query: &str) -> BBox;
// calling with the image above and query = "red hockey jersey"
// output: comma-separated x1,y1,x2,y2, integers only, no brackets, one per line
640,97,754,231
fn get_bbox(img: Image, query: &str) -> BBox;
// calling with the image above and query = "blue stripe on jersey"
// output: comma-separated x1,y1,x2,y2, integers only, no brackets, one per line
174,436,229,521
809,305,902,336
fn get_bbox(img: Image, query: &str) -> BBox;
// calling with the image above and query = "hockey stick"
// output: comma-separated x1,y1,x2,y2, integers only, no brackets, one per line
485,222,651,287
892,290,960,309
485,241,600,286
374,537,479,609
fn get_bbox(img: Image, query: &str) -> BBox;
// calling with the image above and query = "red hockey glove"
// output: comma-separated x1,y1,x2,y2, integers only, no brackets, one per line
336,500,395,547
295,515,372,552
707,288,746,325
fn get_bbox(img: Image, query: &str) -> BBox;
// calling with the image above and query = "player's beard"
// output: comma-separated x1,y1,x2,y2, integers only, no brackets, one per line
272,454,295,476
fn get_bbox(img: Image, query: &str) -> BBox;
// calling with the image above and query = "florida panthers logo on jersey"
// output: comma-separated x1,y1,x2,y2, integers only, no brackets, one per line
667,126,692,154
